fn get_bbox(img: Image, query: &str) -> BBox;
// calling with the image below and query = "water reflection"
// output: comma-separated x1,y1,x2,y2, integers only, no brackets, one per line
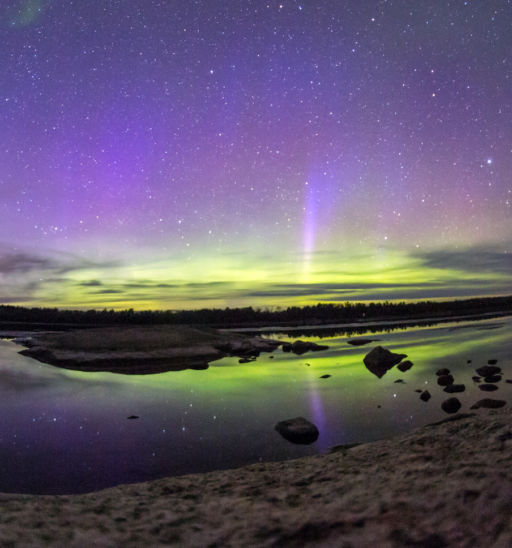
0,315,510,495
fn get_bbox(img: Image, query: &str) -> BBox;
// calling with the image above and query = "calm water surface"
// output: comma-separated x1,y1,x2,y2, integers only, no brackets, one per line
0,316,511,494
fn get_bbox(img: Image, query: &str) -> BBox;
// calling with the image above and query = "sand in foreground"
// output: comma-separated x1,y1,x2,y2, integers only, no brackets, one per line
1,409,511,546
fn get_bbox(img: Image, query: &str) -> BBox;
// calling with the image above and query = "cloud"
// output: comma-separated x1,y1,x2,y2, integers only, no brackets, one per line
414,246,512,274
0,253,54,274
79,280,103,287
94,289,123,294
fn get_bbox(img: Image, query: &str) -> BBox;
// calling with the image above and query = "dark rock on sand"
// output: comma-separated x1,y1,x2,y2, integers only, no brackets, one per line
415,389,422,393
483,375,501,383
472,376,481,382
319,374,331,379
282,343,292,352
436,368,451,376
476,365,501,377
488,359,498,365
363,346,407,378
441,398,462,414
394,379,405,384
127,415,139,420
479,384,499,392
347,338,379,346
444,384,465,393
420,390,431,402
470,399,506,410
437,374,454,386
238,357,256,364
397,360,413,372
507,380,512,384
275,417,319,445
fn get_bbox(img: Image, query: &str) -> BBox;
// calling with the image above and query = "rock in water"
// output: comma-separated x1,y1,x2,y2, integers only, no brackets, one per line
436,368,451,376
347,338,379,346
470,399,506,409
479,384,499,392
127,415,139,420
290,340,329,355
275,417,319,445
488,359,498,365
476,365,501,377
437,374,454,386
319,374,331,379
483,375,501,383
397,360,413,372
444,384,465,393
441,398,462,414
363,346,407,378
420,390,431,402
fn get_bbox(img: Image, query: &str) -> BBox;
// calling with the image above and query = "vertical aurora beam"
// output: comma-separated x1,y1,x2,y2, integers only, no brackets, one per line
301,177,318,282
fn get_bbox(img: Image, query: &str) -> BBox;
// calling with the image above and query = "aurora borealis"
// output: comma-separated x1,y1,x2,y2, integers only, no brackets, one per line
1,1,511,310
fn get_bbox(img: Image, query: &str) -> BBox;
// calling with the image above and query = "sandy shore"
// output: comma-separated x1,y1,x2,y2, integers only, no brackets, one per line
1,408,511,546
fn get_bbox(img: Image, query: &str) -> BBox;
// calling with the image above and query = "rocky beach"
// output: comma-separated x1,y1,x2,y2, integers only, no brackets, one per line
1,408,511,546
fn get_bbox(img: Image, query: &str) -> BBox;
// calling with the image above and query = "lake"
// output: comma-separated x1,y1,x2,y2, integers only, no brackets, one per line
0,315,510,494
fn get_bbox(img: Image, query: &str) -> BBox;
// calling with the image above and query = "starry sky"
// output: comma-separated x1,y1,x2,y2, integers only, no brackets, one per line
0,0,511,310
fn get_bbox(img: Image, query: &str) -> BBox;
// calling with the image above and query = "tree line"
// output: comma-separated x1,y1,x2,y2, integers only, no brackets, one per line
0,295,510,328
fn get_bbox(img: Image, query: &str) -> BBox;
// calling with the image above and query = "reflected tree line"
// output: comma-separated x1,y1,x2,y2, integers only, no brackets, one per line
0,296,510,329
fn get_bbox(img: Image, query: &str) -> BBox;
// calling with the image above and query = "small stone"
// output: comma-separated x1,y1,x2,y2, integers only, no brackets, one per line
394,379,405,383
488,359,498,365
467,359,472,364
397,360,413,372
436,368,450,376
415,389,422,393
506,380,512,384
479,384,499,392
282,343,292,352
470,399,506,409
472,376,481,382
319,374,331,379
476,365,501,377
127,415,139,420
437,374,454,386
441,397,461,414
484,375,502,383
275,417,319,445
443,384,465,393
420,390,431,402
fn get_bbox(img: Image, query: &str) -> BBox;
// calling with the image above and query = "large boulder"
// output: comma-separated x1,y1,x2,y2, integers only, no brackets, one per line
275,417,319,445
363,346,407,378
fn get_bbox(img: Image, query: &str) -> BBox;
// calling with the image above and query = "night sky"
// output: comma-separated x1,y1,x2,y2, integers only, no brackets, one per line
1,0,511,310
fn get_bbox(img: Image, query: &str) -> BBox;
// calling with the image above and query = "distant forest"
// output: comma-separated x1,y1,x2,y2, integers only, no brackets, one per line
0,296,510,328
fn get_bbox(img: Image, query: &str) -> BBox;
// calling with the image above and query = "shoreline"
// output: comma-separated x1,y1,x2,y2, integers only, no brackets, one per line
1,409,511,546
